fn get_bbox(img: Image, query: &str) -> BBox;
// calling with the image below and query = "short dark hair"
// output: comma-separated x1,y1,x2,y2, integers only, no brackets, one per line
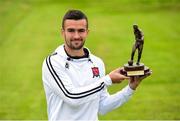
62,9,88,29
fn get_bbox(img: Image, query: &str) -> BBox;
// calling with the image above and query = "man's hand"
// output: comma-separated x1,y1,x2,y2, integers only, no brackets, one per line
129,70,152,90
109,68,129,83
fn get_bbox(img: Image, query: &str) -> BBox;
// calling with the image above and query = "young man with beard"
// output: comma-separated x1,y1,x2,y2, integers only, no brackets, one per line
42,9,151,120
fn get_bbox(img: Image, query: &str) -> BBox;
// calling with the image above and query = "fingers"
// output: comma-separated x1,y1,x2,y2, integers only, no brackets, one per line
122,75,130,80
148,70,153,75
141,70,152,78
118,68,129,80
114,67,123,73
109,67,130,83
138,69,152,81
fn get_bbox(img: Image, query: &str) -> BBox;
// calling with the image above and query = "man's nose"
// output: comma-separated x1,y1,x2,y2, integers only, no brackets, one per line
74,31,80,39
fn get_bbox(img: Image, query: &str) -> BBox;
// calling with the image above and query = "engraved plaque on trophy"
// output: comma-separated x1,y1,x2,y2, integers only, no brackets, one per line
121,24,150,76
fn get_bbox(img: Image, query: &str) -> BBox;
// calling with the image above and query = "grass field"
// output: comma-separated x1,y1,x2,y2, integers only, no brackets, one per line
0,0,180,120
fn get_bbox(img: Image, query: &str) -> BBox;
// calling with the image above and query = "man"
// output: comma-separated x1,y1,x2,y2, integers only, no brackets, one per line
42,9,151,120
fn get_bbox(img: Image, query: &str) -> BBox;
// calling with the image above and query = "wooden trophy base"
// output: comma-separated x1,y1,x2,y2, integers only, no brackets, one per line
121,63,149,76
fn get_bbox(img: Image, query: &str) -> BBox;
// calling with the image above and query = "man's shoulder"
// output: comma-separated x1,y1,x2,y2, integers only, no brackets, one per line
47,44,65,59
43,45,65,66
90,54,104,64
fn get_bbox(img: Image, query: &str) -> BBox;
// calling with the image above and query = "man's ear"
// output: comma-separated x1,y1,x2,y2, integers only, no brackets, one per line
61,28,64,36
87,29,90,35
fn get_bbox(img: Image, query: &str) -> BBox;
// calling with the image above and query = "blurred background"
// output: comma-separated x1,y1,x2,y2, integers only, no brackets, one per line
0,0,180,120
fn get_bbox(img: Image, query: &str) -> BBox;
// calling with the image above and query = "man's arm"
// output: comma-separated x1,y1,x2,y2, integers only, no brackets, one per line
98,85,134,115
98,68,152,115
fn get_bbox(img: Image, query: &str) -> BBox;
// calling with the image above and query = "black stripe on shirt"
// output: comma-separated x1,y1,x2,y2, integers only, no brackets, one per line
45,55,105,99
48,55,104,95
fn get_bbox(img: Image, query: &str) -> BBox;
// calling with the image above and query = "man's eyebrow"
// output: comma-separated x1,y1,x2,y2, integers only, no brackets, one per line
67,28,75,29
66,28,86,31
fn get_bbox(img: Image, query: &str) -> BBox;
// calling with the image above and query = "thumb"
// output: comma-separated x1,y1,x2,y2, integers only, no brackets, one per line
121,75,130,80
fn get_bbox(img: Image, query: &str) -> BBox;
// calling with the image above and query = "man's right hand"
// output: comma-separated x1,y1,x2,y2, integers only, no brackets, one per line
109,68,129,83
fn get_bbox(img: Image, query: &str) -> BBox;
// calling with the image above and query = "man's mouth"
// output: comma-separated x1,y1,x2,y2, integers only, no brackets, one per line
71,39,82,42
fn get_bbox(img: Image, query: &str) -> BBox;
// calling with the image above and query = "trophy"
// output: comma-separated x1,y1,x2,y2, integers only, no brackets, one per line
121,24,150,76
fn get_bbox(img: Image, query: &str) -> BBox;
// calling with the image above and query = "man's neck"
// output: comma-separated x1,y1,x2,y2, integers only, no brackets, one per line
64,45,84,57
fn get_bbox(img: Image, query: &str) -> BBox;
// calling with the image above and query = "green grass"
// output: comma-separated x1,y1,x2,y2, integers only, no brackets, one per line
0,0,180,120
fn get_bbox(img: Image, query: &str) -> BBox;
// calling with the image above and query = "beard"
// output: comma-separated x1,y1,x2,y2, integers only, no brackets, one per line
65,38,85,50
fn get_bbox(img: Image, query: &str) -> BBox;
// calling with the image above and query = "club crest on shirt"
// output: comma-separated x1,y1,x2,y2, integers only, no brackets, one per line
91,67,100,78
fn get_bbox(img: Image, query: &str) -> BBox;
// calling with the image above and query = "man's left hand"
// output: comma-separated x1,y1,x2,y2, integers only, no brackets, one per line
129,70,152,90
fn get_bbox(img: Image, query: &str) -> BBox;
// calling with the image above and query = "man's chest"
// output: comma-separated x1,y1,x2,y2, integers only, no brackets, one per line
65,61,101,87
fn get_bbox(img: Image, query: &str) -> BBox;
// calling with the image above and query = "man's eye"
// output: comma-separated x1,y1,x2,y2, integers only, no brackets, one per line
78,29,86,32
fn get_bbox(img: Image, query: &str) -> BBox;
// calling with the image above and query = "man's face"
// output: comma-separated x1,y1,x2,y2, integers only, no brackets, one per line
62,19,89,50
